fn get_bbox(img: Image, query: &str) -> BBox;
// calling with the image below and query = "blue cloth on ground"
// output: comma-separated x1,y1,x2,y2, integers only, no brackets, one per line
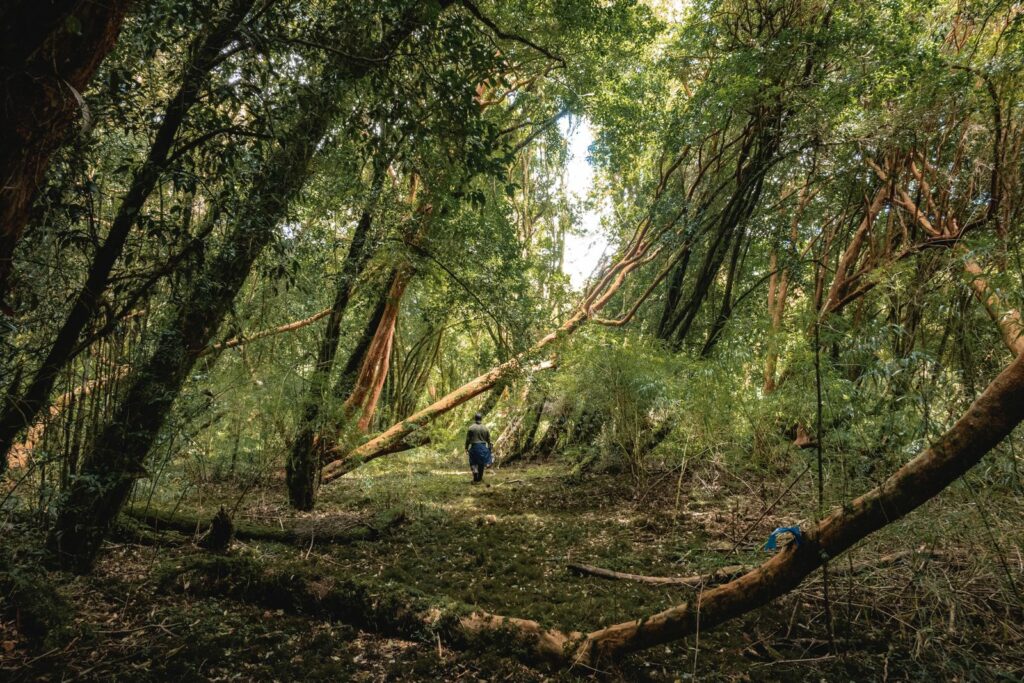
468,442,492,467
764,526,802,551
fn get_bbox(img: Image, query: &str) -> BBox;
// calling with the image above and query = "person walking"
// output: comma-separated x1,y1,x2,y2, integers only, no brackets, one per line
465,412,492,483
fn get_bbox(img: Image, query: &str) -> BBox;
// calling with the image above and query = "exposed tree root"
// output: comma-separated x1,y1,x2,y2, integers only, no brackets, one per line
122,507,405,547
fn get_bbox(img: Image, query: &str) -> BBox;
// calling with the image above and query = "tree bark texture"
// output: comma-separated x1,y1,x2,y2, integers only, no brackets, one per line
0,0,133,308
342,268,412,432
286,173,383,510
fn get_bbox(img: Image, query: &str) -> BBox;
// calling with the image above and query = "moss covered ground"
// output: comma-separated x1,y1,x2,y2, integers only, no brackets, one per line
2,449,1022,681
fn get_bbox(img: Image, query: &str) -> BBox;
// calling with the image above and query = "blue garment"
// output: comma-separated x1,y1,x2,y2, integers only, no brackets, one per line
468,442,492,467
764,526,802,551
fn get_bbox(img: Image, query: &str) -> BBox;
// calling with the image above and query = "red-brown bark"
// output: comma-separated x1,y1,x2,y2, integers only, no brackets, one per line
342,270,411,431
0,0,133,308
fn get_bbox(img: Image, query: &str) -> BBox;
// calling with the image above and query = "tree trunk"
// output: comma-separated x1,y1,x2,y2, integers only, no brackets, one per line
0,0,256,472
44,1,450,568
286,170,383,510
495,392,545,464
699,224,747,356
963,255,1024,357
762,180,808,391
0,0,132,309
763,249,788,392
343,269,412,431
660,118,777,347
49,102,336,570
333,279,393,401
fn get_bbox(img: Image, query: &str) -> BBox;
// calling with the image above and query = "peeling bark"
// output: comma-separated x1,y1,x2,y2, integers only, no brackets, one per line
343,268,412,431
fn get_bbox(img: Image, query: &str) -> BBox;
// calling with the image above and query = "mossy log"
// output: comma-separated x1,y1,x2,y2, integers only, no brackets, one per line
122,507,405,547
159,554,577,665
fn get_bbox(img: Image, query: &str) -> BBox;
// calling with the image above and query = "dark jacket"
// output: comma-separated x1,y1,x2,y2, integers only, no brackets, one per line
465,422,491,449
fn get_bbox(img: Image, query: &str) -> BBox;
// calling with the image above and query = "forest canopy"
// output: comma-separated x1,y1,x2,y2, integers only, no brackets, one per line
1,0,1023,680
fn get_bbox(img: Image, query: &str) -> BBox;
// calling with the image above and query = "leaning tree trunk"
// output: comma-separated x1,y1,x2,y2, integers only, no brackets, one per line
660,117,777,347
0,0,133,309
343,267,413,432
699,224,747,356
0,0,256,472
763,249,789,392
333,280,394,402
319,116,697,480
45,1,452,569
963,255,1024,357
286,169,384,510
49,93,338,570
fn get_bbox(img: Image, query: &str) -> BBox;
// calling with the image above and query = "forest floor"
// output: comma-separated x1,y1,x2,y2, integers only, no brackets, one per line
2,449,1023,681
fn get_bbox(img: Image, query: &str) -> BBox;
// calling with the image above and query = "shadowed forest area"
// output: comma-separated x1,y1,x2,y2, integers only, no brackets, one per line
2,0,1024,680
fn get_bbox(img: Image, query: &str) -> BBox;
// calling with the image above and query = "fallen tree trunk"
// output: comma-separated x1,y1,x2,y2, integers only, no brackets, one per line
168,336,1024,670
123,506,405,546
161,554,579,664
570,349,1024,664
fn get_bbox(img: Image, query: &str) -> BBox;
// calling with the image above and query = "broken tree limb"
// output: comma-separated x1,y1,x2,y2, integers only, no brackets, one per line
199,306,333,356
568,562,751,587
963,256,1024,357
567,550,949,589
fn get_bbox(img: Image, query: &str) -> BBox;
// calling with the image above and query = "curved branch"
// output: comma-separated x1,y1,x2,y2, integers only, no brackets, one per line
459,0,565,66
